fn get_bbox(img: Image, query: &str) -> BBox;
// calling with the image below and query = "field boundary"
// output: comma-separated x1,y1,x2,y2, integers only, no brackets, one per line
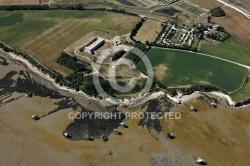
152,46,250,70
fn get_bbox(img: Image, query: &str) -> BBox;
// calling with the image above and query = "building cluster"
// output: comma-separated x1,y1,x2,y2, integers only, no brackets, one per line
157,23,195,48
204,24,220,36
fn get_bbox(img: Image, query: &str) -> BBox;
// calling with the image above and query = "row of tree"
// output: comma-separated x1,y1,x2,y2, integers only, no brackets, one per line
56,52,90,72
208,7,226,23
0,4,138,16
130,18,146,41
166,84,227,97
0,4,49,10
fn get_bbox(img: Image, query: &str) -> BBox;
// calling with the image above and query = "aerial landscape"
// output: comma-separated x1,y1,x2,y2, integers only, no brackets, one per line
0,0,250,166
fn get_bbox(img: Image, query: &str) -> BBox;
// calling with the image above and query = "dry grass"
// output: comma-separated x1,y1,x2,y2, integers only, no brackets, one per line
213,6,250,51
134,19,162,44
154,64,167,80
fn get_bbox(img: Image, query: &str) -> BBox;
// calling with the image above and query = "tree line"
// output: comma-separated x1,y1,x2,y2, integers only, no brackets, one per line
130,18,146,41
0,4,138,16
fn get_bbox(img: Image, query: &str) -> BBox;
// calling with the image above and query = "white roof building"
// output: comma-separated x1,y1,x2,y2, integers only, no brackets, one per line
85,38,105,54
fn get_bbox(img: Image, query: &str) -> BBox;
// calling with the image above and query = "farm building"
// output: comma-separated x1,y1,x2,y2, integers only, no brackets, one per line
85,38,105,54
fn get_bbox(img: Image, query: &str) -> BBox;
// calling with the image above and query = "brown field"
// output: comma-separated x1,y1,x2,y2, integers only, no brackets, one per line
213,6,250,51
20,13,139,76
134,19,162,44
188,0,222,10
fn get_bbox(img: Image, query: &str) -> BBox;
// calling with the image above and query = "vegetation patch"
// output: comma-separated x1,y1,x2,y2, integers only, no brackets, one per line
211,7,225,17
0,13,23,26
56,52,89,73
137,48,247,92
155,7,181,16
208,7,225,22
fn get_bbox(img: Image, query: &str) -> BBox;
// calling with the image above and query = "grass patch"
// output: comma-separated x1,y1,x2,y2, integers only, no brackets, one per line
137,48,247,92
0,13,23,26
231,83,250,101
200,38,250,65
155,7,181,16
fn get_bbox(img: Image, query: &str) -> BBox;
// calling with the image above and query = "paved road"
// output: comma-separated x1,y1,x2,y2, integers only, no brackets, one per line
153,47,250,70
217,0,250,20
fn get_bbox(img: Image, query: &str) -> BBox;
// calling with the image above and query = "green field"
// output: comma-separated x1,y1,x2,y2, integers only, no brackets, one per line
200,38,250,66
231,83,250,101
0,10,139,76
137,48,247,92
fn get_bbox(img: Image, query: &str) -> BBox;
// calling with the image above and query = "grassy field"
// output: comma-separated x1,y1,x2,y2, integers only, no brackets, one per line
134,19,162,44
0,10,139,76
137,48,247,92
200,38,250,65
231,83,250,101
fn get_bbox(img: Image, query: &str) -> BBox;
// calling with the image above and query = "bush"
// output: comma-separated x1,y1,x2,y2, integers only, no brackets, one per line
56,52,89,72
211,7,226,17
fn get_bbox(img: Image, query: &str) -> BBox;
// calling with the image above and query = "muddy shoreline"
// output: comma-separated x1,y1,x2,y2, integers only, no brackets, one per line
0,53,125,141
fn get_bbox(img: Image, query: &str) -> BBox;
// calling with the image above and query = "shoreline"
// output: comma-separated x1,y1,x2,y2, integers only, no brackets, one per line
170,90,250,109
1,50,100,101
2,49,250,108
1,49,162,106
